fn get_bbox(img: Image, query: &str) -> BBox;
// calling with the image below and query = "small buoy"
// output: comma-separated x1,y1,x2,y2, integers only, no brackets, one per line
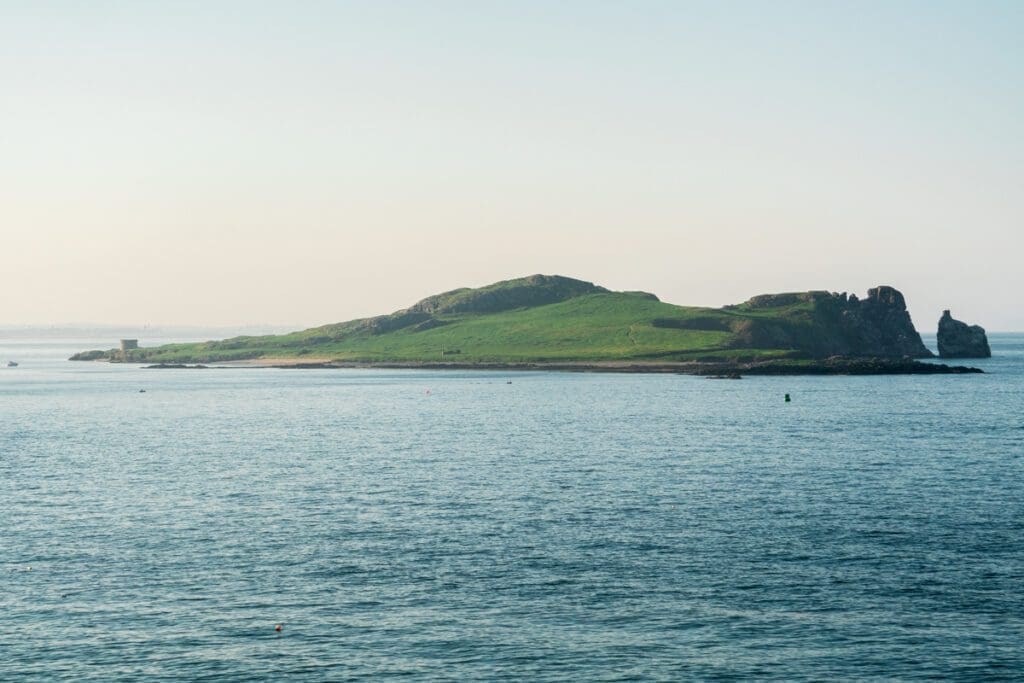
425,389,430,395
275,623,283,632
784,393,791,403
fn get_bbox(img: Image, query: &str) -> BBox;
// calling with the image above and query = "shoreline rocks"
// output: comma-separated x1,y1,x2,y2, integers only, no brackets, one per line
269,357,982,375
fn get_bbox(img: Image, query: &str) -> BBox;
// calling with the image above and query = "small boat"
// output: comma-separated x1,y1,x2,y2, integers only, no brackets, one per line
6,361,17,367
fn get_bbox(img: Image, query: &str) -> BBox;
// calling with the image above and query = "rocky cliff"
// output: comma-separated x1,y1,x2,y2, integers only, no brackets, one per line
730,286,933,358
937,310,991,358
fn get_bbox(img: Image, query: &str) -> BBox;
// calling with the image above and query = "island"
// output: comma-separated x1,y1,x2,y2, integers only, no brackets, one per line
937,310,991,358
70,275,983,375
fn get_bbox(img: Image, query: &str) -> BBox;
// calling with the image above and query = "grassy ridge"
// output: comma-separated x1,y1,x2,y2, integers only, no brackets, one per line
319,293,739,362
107,293,792,363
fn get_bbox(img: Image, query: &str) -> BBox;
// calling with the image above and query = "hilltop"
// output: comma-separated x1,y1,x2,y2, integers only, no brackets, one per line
68,275,968,374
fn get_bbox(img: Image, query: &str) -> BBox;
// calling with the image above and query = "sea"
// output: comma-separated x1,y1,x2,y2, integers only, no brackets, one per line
2,334,1023,681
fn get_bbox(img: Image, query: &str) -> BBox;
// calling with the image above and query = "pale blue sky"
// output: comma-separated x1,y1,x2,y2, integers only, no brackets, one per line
1,1,1021,329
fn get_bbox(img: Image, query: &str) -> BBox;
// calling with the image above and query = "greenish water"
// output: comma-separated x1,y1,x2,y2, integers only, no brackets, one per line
2,336,1022,680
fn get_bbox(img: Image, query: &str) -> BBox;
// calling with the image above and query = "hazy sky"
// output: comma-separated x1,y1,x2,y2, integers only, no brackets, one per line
2,1,1022,330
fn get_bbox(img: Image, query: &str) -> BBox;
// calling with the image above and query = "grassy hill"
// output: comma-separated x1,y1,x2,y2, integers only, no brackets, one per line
71,275,933,364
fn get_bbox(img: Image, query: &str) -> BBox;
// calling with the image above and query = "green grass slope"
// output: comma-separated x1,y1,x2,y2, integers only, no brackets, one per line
70,275,931,364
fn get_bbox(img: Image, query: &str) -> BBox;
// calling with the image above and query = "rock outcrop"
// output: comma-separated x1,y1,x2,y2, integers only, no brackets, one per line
937,310,991,358
730,285,934,358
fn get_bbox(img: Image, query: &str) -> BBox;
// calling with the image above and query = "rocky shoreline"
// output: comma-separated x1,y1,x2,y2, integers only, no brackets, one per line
141,357,983,375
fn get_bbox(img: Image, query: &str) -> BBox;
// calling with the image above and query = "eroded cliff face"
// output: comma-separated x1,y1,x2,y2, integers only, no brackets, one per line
853,286,934,358
937,310,991,358
732,285,934,358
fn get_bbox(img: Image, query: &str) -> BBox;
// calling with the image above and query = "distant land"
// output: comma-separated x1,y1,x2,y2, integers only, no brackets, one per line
70,275,982,375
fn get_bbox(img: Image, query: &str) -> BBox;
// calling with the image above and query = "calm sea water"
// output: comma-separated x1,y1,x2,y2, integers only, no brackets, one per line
2,336,1023,681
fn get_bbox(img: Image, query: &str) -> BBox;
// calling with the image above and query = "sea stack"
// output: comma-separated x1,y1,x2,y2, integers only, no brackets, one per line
937,310,991,358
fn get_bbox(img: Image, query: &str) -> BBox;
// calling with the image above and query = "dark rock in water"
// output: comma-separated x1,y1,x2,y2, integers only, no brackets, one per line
937,310,991,358
692,356,981,375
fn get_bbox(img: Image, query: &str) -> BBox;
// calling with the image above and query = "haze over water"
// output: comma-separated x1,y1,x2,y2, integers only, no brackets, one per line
3,2,1023,329
3,336,1023,680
